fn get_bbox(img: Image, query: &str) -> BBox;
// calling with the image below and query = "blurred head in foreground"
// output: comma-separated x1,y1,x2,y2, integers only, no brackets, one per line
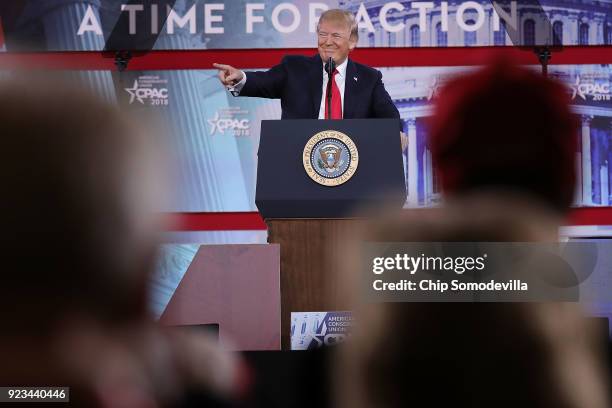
0,79,241,407
0,80,164,330
340,301,609,408
335,62,609,408
338,216,611,408
338,223,610,408
428,59,578,214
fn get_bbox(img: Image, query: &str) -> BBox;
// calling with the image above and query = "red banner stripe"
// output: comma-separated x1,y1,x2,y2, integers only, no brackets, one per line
165,211,267,231
163,208,612,231
567,207,612,227
0,46,610,71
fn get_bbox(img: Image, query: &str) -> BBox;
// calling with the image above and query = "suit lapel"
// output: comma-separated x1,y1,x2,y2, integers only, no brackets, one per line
309,55,323,119
343,59,357,119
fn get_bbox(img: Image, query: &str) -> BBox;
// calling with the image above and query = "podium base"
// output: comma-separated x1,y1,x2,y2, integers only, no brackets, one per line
267,218,361,349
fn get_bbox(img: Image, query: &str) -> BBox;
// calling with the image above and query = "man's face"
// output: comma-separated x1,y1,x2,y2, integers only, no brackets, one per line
317,19,356,66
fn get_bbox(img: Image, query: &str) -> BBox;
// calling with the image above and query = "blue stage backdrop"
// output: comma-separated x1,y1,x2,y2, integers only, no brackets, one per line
0,64,607,212
0,0,611,51
95,64,612,211
0,2,610,213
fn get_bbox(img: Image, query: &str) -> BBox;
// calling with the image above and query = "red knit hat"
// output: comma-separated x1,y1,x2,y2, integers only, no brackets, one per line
428,59,578,212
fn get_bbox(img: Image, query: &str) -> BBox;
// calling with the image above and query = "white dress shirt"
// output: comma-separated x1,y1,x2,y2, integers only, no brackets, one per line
227,58,348,119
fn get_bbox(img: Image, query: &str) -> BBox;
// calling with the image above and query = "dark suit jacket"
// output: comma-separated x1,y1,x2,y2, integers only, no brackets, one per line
239,55,400,120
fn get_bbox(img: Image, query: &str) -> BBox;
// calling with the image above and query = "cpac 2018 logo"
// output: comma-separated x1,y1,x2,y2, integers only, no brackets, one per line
570,76,611,102
207,111,250,136
125,78,169,106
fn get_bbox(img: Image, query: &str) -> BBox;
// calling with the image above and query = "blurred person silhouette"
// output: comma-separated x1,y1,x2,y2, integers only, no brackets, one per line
429,58,577,216
334,60,610,408
0,79,248,407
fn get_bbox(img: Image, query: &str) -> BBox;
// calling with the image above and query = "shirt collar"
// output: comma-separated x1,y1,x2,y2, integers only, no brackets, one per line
322,58,348,78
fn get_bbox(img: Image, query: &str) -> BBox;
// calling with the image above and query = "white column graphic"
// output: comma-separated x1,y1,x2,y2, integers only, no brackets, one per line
601,164,609,206
422,148,429,204
582,115,593,205
610,121,612,204
422,147,435,205
426,149,433,204
407,118,418,206
574,152,582,206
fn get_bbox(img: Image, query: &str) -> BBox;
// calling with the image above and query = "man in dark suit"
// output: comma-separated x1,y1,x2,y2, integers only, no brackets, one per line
214,9,405,147
216,52,399,120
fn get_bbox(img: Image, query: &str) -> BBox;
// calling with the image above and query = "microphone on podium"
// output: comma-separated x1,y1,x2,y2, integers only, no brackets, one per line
324,57,336,119
324,57,336,76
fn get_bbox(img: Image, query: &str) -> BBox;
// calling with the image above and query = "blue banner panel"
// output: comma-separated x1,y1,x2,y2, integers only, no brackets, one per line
0,1,610,51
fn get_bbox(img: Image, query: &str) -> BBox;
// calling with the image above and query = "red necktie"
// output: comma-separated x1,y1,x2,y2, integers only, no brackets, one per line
325,69,342,119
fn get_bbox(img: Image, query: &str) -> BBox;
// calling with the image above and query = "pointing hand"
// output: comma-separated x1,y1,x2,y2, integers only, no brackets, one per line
213,63,244,87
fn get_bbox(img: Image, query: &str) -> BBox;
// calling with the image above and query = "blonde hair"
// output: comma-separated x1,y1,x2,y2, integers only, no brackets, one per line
317,9,358,41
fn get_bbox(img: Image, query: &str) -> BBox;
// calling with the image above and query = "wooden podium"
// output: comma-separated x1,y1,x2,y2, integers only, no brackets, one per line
267,219,362,349
257,119,406,349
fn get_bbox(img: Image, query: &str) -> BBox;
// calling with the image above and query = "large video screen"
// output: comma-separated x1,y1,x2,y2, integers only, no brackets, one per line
0,0,610,51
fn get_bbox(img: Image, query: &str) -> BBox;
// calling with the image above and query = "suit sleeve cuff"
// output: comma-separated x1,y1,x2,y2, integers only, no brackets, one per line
227,71,247,96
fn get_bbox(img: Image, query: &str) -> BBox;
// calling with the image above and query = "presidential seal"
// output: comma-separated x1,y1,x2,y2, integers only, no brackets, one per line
303,130,359,186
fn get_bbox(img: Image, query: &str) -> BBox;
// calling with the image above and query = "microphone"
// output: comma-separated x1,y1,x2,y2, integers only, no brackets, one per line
325,57,336,119
324,57,336,77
